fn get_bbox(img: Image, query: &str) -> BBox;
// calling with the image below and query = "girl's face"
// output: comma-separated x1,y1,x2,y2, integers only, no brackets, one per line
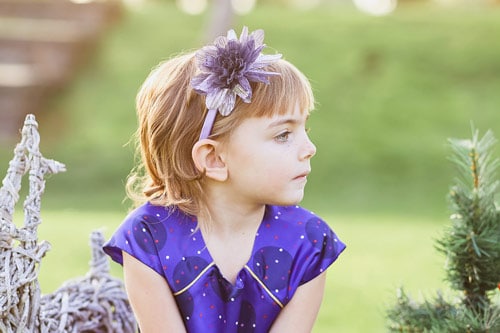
221,103,316,208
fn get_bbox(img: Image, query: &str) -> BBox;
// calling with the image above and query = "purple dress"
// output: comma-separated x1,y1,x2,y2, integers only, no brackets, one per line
103,203,345,333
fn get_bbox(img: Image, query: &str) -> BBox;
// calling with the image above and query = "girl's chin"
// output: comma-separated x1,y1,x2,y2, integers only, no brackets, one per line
268,193,305,207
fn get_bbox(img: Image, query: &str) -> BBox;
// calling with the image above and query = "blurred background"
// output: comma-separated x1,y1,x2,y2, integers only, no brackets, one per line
1,0,499,331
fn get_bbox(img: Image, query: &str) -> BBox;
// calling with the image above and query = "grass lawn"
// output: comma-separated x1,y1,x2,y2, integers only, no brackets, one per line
30,209,447,332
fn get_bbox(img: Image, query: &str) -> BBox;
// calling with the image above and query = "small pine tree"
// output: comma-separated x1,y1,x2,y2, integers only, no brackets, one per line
387,130,500,332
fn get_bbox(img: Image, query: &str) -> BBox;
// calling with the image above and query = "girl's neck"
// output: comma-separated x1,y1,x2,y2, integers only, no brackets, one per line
201,199,266,236
198,194,266,284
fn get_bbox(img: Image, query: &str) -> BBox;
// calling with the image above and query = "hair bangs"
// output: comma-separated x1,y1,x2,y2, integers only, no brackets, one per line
210,59,315,139
244,59,315,118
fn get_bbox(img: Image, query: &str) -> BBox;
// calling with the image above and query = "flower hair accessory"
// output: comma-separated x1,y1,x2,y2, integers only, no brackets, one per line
191,26,282,140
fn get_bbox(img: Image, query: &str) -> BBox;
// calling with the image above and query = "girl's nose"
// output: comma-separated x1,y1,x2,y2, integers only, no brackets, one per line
301,135,317,160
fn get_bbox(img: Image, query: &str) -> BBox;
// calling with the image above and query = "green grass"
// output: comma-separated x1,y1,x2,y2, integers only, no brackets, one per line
317,214,446,332
28,209,447,332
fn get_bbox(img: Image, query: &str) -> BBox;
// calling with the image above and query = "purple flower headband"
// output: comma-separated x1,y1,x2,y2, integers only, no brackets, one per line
191,26,282,140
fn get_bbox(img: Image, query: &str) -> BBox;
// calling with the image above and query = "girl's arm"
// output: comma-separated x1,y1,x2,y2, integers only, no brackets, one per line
122,252,187,333
269,271,328,333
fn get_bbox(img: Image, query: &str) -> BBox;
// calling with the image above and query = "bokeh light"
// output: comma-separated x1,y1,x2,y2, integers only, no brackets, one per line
231,0,256,15
353,0,397,16
290,0,322,10
176,0,208,15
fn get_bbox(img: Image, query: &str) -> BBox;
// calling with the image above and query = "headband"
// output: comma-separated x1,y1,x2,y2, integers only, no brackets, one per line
191,26,282,140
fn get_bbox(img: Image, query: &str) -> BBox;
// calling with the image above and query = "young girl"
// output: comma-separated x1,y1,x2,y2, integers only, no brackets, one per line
104,27,345,333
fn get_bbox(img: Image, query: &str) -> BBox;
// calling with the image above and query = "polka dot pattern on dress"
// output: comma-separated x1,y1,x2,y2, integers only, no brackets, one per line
131,214,167,254
305,217,338,258
237,300,256,333
173,256,210,290
253,246,293,291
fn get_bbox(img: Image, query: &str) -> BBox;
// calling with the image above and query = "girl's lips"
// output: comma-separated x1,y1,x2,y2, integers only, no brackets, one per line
294,171,310,180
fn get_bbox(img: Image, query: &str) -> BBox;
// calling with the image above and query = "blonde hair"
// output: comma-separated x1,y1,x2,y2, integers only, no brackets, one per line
127,51,315,217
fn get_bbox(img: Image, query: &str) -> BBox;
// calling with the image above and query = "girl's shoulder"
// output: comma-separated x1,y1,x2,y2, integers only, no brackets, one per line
251,205,345,297
262,205,343,254
103,202,197,273
264,205,327,229
122,202,195,230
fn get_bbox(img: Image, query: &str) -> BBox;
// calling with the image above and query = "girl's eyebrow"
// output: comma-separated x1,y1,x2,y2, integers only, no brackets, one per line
267,118,298,129
267,115,309,129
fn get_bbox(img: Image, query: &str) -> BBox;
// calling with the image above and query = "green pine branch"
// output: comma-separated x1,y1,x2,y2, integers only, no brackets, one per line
438,130,500,310
387,129,500,331
387,287,456,332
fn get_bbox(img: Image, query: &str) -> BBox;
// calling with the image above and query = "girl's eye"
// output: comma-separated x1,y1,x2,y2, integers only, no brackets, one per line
275,131,291,143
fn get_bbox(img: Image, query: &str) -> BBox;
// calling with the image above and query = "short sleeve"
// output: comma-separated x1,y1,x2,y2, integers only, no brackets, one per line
297,216,346,285
103,206,167,277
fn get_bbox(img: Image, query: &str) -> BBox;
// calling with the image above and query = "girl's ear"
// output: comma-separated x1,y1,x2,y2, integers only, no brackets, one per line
192,139,228,182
